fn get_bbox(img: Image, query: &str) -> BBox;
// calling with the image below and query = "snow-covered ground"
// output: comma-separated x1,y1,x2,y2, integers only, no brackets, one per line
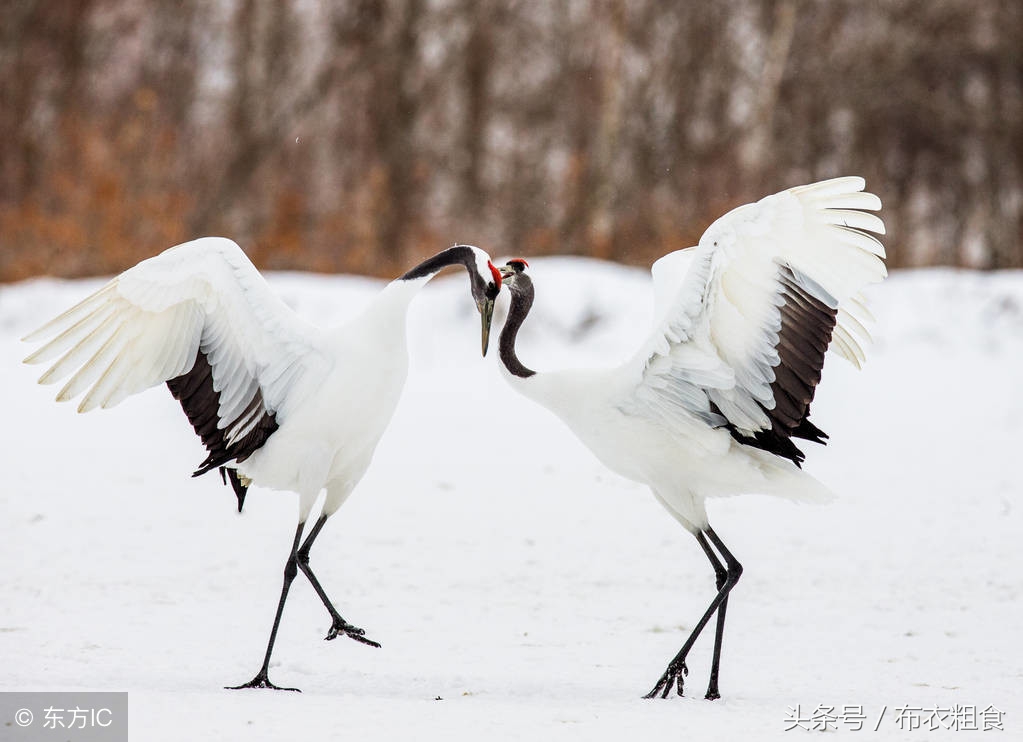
1,259,1021,740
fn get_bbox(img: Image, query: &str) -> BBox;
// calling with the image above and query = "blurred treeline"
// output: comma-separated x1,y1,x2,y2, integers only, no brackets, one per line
2,0,1021,281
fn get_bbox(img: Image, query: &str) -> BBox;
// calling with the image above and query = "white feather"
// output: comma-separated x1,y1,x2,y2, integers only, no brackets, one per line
26,237,320,424
494,182,885,697
500,177,886,534
24,239,502,689
622,176,886,439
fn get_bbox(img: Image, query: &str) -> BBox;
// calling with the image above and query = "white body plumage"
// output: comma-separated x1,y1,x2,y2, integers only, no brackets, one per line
498,177,886,533
22,237,501,690
240,279,422,516
24,238,435,519
493,177,886,698
503,364,828,533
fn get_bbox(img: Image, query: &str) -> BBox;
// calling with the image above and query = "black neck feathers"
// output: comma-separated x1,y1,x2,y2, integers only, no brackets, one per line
499,273,536,378
400,245,477,282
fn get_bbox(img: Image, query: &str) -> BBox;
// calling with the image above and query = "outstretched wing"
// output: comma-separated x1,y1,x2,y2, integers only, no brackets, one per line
622,177,886,465
23,237,327,475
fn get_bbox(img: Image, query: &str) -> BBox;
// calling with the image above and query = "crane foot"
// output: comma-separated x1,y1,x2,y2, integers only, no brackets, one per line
643,659,688,699
326,618,381,648
226,671,301,692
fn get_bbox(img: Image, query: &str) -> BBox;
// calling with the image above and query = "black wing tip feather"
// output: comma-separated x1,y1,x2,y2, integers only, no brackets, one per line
715,409,829,469
711,263,837,467
166,350,278,493
792,416,829,444
744,426,808,468
712,407,812,468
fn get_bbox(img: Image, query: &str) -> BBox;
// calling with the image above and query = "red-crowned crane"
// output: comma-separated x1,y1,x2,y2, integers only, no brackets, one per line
492,177,885,699
22,238,502,691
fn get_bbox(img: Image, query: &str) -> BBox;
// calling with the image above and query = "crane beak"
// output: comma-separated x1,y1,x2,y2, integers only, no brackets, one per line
479,297,495,356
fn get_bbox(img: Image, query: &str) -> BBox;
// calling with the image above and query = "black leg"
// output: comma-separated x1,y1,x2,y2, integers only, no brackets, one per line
227,521,306,692
644,526,742,699
698,531,729,700
296,514,381,648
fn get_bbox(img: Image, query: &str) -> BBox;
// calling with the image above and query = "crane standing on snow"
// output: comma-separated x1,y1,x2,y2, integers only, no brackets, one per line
23,238,502,691
492,177,886,699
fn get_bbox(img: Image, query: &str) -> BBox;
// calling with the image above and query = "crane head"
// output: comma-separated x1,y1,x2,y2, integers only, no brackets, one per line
499,258,529,281
464,246,503,356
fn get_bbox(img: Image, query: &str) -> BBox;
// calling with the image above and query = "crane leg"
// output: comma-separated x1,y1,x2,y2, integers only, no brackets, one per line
296,513,381,648
643,526,742,699
227,521,306,692
700,529,729,700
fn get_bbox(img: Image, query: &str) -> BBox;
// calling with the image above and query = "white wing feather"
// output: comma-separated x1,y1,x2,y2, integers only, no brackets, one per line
23,237,325,429
623,176,886,436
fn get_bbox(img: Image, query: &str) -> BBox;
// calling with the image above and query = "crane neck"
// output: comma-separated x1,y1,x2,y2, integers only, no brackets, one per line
359,244,487,331
499,275,536,379
398,244,485,283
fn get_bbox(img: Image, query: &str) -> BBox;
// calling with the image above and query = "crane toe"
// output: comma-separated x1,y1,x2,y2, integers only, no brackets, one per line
325,619,381,648
643,660,688,699
226,672,301,693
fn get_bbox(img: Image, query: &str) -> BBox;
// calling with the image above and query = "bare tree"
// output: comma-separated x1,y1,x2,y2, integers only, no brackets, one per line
2,0,1022,281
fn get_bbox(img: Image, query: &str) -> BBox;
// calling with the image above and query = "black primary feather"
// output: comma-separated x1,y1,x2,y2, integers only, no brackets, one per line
717,263,837,467
166,350,279,489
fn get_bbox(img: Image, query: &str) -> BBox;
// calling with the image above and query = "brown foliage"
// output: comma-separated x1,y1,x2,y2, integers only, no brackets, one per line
2,0,1022,281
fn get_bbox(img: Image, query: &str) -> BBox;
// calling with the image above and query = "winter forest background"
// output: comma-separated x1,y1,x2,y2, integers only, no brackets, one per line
1,0,1021,282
